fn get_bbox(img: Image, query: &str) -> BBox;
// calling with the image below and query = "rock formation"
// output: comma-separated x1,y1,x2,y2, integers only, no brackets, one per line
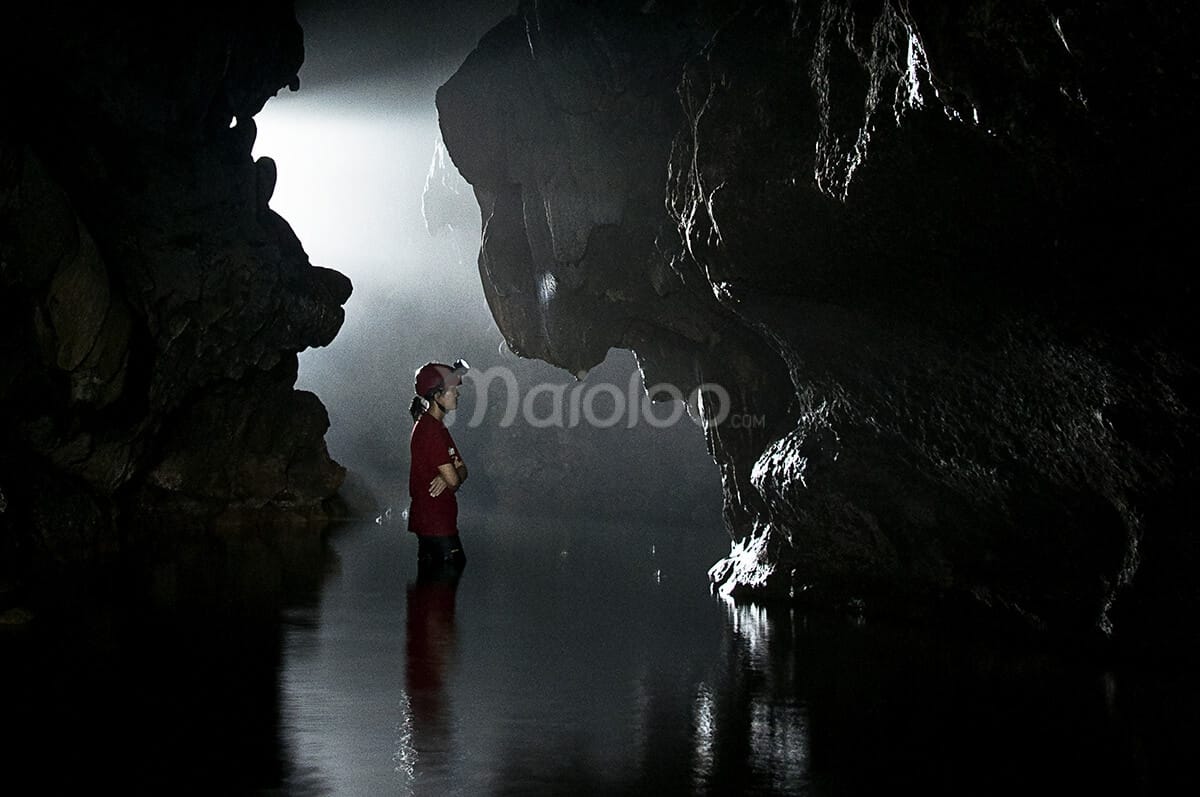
436,0,1200,639
0,5,351,580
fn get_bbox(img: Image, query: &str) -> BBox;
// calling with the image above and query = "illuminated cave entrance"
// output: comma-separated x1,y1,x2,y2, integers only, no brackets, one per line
250,7,726,541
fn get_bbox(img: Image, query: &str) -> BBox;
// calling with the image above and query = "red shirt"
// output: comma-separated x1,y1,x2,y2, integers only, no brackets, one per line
408,412,460,536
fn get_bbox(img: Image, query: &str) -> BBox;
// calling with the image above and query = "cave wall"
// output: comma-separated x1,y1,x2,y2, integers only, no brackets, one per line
437,0,1200,639
0,4,351,579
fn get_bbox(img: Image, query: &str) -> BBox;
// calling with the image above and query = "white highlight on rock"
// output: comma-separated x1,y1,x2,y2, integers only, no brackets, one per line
1051,15,1072,55
537,271,558,305
708,524,777,596
752,432,812,493
901,26,929,115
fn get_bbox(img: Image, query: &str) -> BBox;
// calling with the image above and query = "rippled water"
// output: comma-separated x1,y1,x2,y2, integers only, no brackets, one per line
3,511,1195,794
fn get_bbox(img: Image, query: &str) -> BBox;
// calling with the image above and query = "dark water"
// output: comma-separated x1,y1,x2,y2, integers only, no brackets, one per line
3,510,1196,795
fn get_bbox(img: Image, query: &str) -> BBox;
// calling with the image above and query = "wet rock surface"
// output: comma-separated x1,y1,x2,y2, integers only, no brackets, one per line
437,0,1200,640
1,6,350,579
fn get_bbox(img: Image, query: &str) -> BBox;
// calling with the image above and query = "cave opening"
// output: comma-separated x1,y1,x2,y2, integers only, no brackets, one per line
249,1,726,537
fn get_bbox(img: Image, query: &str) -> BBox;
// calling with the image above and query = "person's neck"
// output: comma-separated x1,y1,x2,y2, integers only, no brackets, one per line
427,403,445,422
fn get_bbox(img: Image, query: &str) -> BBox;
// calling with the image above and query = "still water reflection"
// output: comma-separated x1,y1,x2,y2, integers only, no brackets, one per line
2,512,1195,794
275,514,1192,795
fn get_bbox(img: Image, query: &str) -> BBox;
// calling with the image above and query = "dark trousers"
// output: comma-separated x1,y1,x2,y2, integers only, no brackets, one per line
417,534,466,573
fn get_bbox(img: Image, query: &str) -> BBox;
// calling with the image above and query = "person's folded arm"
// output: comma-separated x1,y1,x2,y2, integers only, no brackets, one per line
429,462,461,497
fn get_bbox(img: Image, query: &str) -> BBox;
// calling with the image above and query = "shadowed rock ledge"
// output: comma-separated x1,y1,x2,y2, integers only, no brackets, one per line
437,0,1200,641
0,5,351,584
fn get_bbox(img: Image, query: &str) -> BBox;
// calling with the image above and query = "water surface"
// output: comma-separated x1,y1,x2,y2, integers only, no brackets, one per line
3,511,1194,794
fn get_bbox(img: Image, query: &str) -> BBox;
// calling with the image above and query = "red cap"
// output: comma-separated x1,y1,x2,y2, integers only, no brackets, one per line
414,360,468,397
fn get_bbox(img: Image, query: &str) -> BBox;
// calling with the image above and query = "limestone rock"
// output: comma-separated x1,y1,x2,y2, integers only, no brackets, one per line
437,0,1200,639
1,5,350,573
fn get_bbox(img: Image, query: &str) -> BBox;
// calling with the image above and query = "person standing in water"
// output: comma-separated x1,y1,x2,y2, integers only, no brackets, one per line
408,359,470,570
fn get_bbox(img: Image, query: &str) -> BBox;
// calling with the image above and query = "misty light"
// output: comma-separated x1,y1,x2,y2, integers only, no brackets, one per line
252,91,435,286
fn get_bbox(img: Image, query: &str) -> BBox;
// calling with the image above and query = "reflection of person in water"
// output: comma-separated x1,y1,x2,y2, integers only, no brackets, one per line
406,564,462,756
408,360,469,572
